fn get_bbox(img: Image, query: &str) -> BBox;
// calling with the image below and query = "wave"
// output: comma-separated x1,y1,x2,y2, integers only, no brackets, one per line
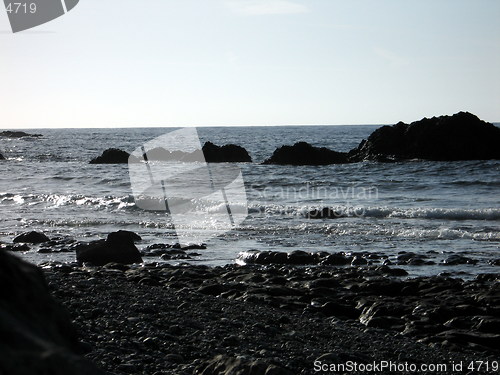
247,203,500,221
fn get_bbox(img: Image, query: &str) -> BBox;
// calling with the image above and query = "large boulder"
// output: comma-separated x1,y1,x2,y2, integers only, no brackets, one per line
76,231,143,266
202,142,252,163
349,112,500,161
263,142,348,165
0,251,106,375
13,231,50,244
0,153,4,160
90,148,137,164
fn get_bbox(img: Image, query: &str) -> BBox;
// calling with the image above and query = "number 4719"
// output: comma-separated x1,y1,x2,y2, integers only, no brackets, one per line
5,3,37,14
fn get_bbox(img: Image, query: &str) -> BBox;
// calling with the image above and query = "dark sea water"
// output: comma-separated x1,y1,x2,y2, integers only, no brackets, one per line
0,126,499,277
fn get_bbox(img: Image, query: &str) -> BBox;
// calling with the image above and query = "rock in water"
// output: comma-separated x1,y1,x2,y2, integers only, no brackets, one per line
0,153,4,160
0,251,105,375
202,141,252,162
349,112,500,161
0,130,43,138
89,148,136,164
263,142,348,165
76,231,143,266
13,231,50,243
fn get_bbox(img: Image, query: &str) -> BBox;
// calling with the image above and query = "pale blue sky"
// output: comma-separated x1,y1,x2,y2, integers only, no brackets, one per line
1,0,499,128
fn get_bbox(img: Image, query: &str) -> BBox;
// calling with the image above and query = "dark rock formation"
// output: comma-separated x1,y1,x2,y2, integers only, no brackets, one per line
13,231,50,243
194,354,292,375
0,251,105,375
306,207,346,219
0,130,42,138
263,142,348,165
75,231,143,266
90,148,136,164
142,142,251,163
349,112,500,161
0,153,4,160
202,141,252,163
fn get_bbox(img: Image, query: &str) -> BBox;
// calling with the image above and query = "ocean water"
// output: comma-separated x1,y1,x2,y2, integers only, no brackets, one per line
0,126,499,277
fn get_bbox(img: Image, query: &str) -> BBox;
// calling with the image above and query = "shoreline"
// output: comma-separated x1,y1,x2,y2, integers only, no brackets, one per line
43,261,499,374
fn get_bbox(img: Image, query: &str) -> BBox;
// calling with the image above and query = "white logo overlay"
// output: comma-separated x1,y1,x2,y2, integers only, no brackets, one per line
128,128,248,246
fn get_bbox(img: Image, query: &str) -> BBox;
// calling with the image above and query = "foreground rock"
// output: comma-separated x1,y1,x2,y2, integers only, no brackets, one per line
89,148,137,164
0,153,4,160
0,130,43,138
0,251,105,375
349,112,500,161
264,142,348,165
13,230,50,243
43,262,497,375
75,230,143,266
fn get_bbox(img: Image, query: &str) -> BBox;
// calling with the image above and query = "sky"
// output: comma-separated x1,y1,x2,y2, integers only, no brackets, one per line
1,0,499,128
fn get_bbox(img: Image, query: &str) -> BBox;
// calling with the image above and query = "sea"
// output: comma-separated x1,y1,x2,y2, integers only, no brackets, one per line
0,126,499,278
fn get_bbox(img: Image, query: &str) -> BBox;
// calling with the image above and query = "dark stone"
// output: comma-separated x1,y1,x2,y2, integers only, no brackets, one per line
202,141,252,163
90,148,137,164
320,301,359,319
440,255,478,266
75,231,143,266
0,153,4,160
306,207,346,219
320,253,351,266
0,243,30,252
13,231,50,244
348,112,500,161
0,251,105,375
0,130,43,138
263,142,348,165
351,256,368,266
287,250,316,265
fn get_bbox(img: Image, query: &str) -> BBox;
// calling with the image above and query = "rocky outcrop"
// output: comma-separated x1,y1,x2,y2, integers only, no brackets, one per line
89,148,137,164
75,231,143,266
142,142,252,163
349,112,500,161
0,130,42,138
194,354,292,375
0,251,105,375
13,231,50,244
202,142,252,163
263,142,348,165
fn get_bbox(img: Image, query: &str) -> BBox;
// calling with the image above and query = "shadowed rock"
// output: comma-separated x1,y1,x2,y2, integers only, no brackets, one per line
0,251,105,375
0,153,4,160
202,141,252,163
348,112,500,161
76,231,143,266
0,130,42,138
263,142,348,165
90,148,138,164
13,231,50,244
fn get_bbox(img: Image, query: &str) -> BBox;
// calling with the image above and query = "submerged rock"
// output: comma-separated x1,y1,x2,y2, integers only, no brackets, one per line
348,112,500,161
13,231,50,244
75,231,143,266
90,148,137,164
263,142,348,165
0,250,105,375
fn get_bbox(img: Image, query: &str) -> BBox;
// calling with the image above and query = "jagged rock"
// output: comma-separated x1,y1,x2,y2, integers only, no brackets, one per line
0,251,105,375
349,112,500,161
306,207,346,219
202,141,252,162
263,142,348,165
90,148,137,164
13,231,50,244
0,130,42,138
75,231,143,266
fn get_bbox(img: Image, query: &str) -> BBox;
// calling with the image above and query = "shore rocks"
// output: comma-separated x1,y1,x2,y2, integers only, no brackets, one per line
0,153,4,160
202,141,252,163
349,112,500,161
263,142,348,165
75,231,143,266
0,251,105,375
13,230,50,243
90,148,136,164
0,130,42,138
194,354,292,375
